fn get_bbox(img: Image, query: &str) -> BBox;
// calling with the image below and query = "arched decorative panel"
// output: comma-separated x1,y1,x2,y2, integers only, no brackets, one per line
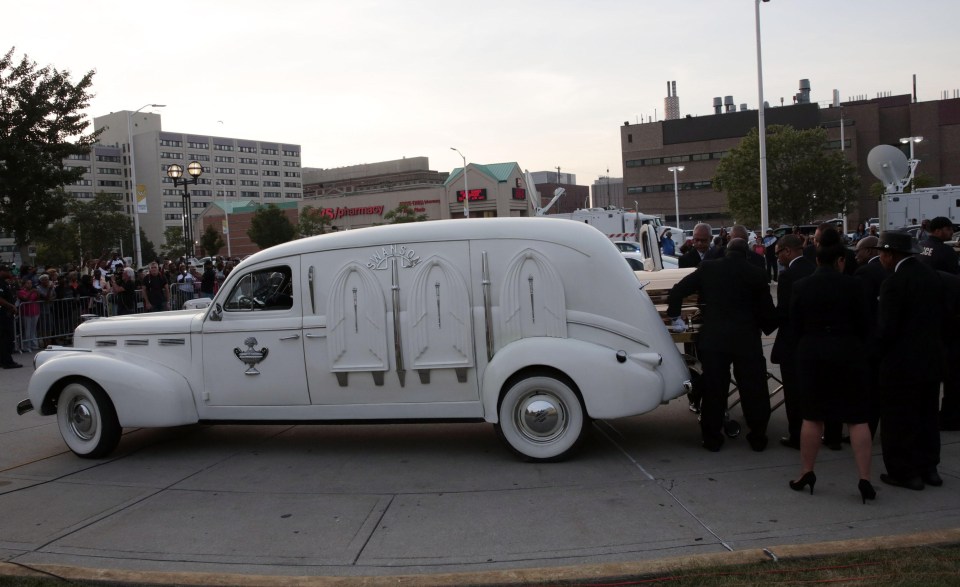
499,248,567,344
327,263,389,372
408,256,474,370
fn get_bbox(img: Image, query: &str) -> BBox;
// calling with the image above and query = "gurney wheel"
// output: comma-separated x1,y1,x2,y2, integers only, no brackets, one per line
723,419,741,438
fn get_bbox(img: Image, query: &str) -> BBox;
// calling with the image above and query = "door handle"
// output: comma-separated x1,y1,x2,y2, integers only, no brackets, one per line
279,334,300,341
305,333,324,339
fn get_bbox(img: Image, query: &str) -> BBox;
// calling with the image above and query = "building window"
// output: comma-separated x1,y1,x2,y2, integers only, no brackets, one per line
239,168,259,176
67,153,90,161
188,153,211,161
160,152,183,159
262,159,279,166
264,191,281,198
159,139,183,147
240,179,259,186
97,180,124,187
284,182,301,188
261,147,278,155
213,144,235,151
214,155,235,163
187,141,209,149
216,178,236,185
627,134,633,143
263,180,281,187
96,154,122,163
97,167,123,175
263,170,279,177
238,146,257,153
282,149,300,157
73,179,93,186
241,190,259,198
283,160,300,167
283,171,300,177
214,167,235,174
285,193,302,199
239,157,257,164
67,165,91,172
216,190,237,197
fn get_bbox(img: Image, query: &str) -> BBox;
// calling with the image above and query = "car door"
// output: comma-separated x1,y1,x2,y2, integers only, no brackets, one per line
300,241,480,417
200,261,309,407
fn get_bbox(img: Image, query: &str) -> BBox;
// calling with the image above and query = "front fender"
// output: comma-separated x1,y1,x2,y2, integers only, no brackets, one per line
480,337,670,422
28,350,199,427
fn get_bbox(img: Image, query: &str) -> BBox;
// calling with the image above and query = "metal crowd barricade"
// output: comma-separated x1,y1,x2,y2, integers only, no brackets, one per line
13,292,146,354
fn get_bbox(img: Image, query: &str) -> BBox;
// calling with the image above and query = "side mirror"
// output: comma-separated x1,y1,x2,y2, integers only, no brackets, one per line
210,303,223,321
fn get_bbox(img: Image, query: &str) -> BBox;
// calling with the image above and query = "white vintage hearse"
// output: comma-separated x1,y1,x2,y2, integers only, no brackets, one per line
18,218,691,461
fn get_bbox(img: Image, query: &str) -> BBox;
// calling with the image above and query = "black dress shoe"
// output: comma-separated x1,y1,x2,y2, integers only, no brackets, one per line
702,439,723,452
880,473,924,491
747,433,768,452
922,470,943,487
779,436,800,450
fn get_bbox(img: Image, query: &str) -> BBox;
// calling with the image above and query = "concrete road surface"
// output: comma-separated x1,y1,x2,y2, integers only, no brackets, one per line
1,337,958,585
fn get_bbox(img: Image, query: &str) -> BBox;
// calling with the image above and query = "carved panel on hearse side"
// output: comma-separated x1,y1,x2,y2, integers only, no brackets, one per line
499,248,567,345
326,263,389,373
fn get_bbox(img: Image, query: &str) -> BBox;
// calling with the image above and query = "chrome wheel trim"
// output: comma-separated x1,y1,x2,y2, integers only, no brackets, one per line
515,393,567,443
68,396,97,441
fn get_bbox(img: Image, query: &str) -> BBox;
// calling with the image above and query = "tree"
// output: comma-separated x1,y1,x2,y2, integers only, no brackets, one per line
35,220,78,267
248,204,296,250
160,226,186,260
70,192,133,259
298,205,331,237
382,204,428,224
199,223,225,257
139,227,158,266
0,48,101,259
713,125,860,227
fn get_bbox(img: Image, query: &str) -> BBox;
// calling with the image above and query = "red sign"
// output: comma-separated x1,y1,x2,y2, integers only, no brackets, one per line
456,188,487,202
512,187,526,201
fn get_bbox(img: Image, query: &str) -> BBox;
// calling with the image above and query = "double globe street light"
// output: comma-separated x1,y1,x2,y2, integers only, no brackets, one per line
166,161,204,258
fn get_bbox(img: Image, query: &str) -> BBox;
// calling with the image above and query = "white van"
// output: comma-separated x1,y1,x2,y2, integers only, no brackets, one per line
19,218,691,462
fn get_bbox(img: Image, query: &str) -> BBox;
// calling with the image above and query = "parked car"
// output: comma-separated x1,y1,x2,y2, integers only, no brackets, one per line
19,218,692,462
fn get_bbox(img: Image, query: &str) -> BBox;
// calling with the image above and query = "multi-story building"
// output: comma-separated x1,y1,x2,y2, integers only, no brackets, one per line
621,88,960,229
86,111,303,257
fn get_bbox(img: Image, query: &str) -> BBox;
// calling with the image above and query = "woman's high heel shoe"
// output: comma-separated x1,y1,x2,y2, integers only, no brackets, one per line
789,471,816,495
858,479,876,504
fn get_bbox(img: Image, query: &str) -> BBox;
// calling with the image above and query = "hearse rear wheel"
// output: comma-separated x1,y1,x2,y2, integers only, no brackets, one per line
56,381,121,458
495,371,585,462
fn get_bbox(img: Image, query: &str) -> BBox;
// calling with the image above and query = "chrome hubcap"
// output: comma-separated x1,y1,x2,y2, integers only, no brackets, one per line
69,398,96,440
517,393,566,442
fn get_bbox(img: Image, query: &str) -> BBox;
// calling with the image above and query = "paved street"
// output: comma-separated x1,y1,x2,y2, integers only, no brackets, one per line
1,336,958,585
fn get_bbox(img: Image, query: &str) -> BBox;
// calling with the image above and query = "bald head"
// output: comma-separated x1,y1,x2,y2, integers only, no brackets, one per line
730,225,750,240
855,235,879,265
726,238,749,255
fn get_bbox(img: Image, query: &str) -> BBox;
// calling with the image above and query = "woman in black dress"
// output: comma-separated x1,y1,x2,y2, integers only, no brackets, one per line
788,227,876,503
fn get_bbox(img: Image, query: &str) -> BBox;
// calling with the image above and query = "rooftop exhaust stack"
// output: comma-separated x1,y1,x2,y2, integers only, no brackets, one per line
795,79,811,104
713,97,723,115
664,80,680,120
724,96,735,113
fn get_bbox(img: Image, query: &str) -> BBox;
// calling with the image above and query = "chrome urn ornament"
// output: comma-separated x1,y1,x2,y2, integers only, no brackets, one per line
234,337,269,375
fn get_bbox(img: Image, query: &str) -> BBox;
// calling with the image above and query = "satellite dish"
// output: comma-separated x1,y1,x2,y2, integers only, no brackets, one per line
867,145,909,186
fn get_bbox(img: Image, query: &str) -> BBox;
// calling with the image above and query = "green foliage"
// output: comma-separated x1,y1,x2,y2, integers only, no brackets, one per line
160,226,186,259
248,204,296,250
35,220,78,267
298,205,331,237
713,125,860,227
382,204,428,224
199,223,225,257
139,227,157,266
0,47,101,257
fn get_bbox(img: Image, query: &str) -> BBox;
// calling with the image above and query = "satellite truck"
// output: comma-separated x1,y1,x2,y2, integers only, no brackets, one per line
869,144,960,230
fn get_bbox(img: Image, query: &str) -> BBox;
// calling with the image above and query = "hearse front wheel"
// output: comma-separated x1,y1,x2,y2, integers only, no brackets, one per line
56,381,121,458
495,372,585,462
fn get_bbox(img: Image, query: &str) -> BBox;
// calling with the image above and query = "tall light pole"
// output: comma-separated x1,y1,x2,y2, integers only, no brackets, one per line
450,147,468,217
668,166,685,227
899,136,923,191
756,0,771,232
128,103,165,268
167,161,204,258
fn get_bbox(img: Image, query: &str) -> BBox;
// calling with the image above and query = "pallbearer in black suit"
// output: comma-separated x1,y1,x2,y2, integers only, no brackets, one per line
667,239,778,452
875,231,946,490
678,223,713,269
853,236,888,438
770,235,815,449
787,227,875,503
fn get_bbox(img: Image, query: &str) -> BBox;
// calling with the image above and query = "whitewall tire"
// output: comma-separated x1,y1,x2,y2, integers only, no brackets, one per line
495,371,586,462
56,381,121,458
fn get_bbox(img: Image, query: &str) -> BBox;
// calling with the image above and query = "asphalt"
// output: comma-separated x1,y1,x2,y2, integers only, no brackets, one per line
1,332,958,586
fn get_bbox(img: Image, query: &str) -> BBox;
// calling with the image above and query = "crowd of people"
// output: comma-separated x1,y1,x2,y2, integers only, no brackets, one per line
667,219,959,503
0,253,242,365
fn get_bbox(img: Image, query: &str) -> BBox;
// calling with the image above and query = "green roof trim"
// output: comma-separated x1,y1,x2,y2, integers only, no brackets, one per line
444,162,521,186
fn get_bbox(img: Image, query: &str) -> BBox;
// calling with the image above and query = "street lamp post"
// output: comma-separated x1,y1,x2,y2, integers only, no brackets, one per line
756,0,771,232
450,147,469,217
166,161,204,258
899,136,923,191
668,166,685,227
128,103,165,268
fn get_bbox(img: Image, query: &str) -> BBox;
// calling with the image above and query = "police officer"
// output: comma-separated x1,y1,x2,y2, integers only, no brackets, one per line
918,216,958,274
0,264,22,369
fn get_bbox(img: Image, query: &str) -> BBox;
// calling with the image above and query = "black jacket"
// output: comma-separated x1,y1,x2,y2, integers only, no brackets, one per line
918,235,959,274
667,250,777,356
770,255,815,364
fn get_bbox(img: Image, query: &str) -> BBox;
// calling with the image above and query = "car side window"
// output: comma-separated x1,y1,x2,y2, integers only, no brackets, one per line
223,266,294,311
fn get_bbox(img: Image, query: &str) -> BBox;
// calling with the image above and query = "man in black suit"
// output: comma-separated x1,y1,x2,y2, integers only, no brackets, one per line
678,223,713,269
668,239,778,452
730,225,770,282
770,234,815,449
875,231,946,490
853,235,889,437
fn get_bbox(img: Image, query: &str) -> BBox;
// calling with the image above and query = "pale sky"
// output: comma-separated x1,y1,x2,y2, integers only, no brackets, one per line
6,0,959,185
